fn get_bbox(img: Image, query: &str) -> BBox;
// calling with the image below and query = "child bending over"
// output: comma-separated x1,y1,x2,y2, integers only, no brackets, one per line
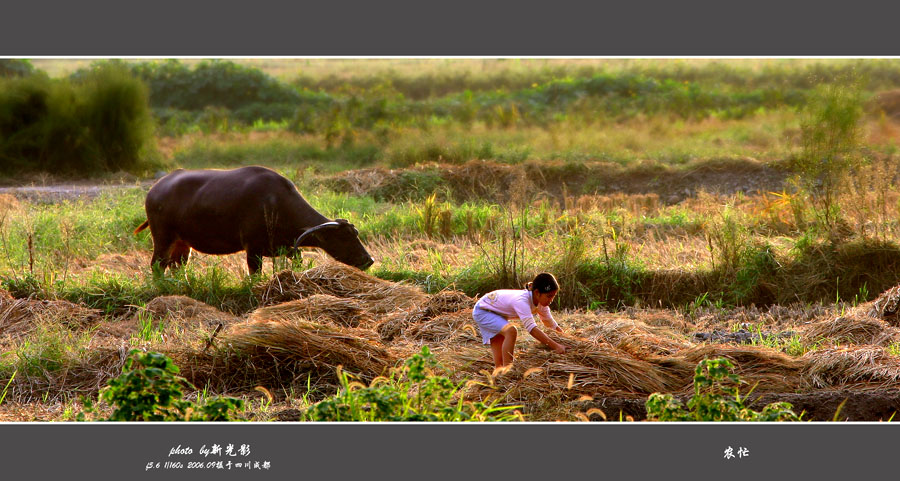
472,272,567,368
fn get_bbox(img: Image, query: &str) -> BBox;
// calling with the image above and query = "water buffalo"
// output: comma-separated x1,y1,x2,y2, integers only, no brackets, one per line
133,165,374,275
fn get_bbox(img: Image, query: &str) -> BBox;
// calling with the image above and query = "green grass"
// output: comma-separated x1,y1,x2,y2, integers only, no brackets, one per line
5,171,900,314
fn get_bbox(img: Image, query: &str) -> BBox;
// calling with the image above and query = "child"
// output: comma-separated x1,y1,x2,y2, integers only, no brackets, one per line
472,272,567,368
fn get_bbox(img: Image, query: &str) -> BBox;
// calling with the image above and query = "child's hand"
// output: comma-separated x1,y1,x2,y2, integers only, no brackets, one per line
553,343,566,354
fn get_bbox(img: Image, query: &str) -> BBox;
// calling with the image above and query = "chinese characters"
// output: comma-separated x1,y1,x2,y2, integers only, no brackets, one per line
724,446,750,460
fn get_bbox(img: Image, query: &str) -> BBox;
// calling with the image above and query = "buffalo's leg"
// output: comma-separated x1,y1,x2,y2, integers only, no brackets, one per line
150,233,176,276
168,241,192,270
246,250,264,276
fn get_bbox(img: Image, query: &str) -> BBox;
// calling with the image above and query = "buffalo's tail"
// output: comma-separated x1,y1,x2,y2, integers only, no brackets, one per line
133,220,149,235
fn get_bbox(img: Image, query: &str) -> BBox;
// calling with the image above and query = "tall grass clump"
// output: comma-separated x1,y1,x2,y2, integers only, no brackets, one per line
791,75,867,233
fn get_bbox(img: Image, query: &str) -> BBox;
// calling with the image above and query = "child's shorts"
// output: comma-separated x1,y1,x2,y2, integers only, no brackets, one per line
472,306,510,345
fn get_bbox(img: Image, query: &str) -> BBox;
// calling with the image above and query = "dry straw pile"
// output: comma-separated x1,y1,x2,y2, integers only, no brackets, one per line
1,290,101,337
249,294,374,329
11,263,900,417
186,318,396,393
254,263,427,314
145,295,241,328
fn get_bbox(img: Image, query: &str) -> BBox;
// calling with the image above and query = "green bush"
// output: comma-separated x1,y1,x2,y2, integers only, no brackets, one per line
0,63,158,175
127,59,302,112
303,346,523,421
78,63,158,172
99,349,244,421
645,358,802,421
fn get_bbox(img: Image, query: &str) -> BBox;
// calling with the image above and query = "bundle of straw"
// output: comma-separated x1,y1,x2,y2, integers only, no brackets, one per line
581,318,693,356
144,295,240,328
866,285,900,326
802,346,900,389
221,318,396,384
325,167,393,196
801,315,900,347
248,294,374,329
376,289,474,341
675,344,807,394
408,290,474,322
375,312,408,342
462,332,682,398
403,311,480,345
1,294,101,336
254,263,427,315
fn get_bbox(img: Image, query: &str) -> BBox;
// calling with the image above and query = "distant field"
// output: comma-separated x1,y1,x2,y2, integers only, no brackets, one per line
28,57,863,81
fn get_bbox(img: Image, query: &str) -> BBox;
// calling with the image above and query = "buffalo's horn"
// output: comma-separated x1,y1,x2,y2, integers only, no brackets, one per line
293,221,341,249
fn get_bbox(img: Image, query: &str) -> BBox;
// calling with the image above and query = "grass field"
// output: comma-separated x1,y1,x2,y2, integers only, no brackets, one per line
4,58,900,421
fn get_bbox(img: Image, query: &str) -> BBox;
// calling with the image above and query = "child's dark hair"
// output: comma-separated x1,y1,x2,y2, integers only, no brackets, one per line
525,272,559,293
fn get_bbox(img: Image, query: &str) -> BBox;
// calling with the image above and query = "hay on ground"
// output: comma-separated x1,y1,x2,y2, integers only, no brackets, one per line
802,346,900,389
580,316,693,356
374,311,408,342
218,317,396,387
0,293,102,336
376,289,474,341
254,262,427,315
402,310,480,345
409,290,474,321
801,315,900,347
674,344,807,394
249,294,374,329
5,345,129,403
448,332,685,400
865,285,900,326
144,295,241,328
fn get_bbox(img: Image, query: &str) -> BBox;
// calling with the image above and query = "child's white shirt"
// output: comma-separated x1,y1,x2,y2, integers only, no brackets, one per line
474,289,558,333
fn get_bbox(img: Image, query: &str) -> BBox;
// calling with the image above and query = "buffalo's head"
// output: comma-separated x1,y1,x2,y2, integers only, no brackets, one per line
293,219,375,270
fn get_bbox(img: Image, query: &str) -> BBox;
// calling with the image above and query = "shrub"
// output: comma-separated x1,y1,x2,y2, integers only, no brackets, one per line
78,63,158,172
0,63,158,175
791,75,866,231
645,358,802,421
99,349,244,421
128,59,303,112
303,346,523,421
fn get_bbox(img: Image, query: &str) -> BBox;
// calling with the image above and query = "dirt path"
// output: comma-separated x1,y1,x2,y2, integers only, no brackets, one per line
0,182,153,203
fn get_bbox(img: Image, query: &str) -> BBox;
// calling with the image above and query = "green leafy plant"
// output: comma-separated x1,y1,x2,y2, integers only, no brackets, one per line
303,346,523,421
99,349,244,421
645,358,802,421
0,369,16,405
134,310,165,344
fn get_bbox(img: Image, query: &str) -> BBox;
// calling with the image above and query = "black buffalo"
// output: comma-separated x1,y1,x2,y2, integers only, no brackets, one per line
133,166,374,275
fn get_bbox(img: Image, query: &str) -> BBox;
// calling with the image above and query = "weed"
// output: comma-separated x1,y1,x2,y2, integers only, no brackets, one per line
0,369,16,405
98,349,244,421
303,346,523,422
646,358,802,421
791,74,867,233
133,309,165,345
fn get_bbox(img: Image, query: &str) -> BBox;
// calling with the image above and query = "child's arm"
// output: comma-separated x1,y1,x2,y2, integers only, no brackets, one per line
512,300,565,354
538,306,563,333
528,326,566,354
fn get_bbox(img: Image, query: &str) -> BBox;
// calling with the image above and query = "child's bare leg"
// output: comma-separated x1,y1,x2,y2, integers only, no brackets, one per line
499,324,517,366
490,334,506,368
